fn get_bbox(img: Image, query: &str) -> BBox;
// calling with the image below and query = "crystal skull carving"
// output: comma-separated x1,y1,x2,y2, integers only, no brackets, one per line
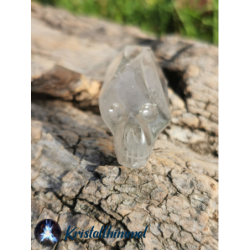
99,46,171,168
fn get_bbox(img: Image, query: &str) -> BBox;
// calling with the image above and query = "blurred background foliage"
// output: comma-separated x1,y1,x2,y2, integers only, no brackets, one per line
34,0,218,45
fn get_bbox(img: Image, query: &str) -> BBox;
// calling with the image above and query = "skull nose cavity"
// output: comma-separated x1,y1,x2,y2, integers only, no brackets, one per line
123,117,143,150
127,128,139,145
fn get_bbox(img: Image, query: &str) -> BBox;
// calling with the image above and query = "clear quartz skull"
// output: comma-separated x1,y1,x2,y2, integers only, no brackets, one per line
99,46,171,168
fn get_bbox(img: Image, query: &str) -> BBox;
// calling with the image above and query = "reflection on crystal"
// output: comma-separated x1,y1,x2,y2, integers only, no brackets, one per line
99,46,171,168
139,103,158,123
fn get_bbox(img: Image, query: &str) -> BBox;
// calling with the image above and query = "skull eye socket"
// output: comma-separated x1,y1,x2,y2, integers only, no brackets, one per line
109,103,125,122
139,103,158,123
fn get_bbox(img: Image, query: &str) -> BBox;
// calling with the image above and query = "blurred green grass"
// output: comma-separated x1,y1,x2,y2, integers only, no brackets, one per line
34,0,218,45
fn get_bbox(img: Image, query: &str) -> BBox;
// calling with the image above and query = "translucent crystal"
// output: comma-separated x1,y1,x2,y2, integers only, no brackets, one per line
99,46,171,168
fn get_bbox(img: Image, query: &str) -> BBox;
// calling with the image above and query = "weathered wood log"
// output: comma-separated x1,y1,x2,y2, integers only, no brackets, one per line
31,2,218,157
31,3,218,250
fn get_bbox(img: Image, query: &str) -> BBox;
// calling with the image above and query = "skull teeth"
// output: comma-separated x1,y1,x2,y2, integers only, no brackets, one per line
124,149,150,164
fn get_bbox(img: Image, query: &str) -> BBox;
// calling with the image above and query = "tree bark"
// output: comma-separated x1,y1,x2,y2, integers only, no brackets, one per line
31,3,218,250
